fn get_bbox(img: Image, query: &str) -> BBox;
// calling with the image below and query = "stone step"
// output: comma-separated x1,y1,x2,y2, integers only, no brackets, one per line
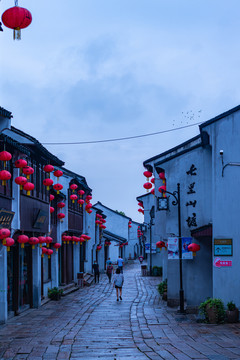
83,272,95,286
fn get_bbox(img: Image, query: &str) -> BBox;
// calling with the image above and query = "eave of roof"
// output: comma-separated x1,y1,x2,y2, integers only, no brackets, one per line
191,224,212,239
103,230,127,243
200,104,240,129
94,201,131,220
143,134,202,166
10,126,64,166
0,106,12,119
0,133,31,156
61,166,92,192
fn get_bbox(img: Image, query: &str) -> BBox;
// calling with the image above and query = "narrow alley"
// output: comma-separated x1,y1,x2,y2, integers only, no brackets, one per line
1,262,240,360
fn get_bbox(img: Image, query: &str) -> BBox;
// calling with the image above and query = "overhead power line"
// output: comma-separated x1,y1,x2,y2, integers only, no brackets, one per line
42,121,203,146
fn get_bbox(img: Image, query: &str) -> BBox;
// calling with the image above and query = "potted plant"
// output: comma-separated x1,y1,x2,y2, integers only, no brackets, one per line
199,298,225,324
226,301,239,323
157,279,167,300
48,287,63,301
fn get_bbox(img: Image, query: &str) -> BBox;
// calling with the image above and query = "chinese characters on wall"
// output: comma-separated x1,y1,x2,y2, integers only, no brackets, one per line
186,164,197,228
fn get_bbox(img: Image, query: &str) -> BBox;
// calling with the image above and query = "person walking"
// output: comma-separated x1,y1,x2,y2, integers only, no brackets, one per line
117,255,124,273
92,260,100,283
113,268,124,301
106,257,111,267
106,263,114,283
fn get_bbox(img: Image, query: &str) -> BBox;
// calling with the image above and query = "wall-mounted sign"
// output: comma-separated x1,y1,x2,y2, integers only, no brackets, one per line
145,243,156,254
213,257,232,268
168,237,179,259
214,239,232,256
0,209,15,229
33,209,48,229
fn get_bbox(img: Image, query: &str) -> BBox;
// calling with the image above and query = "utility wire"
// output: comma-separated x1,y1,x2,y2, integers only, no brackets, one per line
42,121,203,145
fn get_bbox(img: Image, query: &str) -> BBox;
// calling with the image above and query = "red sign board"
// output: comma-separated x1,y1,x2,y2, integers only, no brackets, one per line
213,257,232,268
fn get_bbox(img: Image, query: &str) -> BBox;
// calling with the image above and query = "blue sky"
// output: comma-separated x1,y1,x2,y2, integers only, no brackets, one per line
1,0,240,221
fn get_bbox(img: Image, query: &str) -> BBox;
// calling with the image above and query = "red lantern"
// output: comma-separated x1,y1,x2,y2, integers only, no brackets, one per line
188,243,200,256
0,151,12,167
22,166,34,179
4,237,15,252
88,210,92,214
143,170,152,181
43,164,54,174
78,190,85,197
38,236,46,248
53,243,61,252
86,195,92,202
23,182,34,196
57,202,65,209
143,182,152,191
47,249,53,259
101,219,106,224
41,247,48,258
71,236,77,245
15,159,27,169
43,178,53,190
156,241,165,250
70,184,78,192
15,176,27,190
79,237,85,245
158,185,166,193
97,245,102,251
96,214,102,219
58,213,65,222
0,228,11,245
138,208,144,214
151,188,155,195
128,224,132,228
151,178,155,184
1,6,32,40
77,199,84,207
50,207,55,214
70,194,78,203
17,234,29,248
82,235,91,242
53,183,63,194
159,172,165,180
53,170,63,181
95,220,101,226
100,224,106,229
138,202,144,208
45,236,53,248
62,235,68,244
49,194,55,202
0,170,11,186
64,235,72,244
29,237,39,249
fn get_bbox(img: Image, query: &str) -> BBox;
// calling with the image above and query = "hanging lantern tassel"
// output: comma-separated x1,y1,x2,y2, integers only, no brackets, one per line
14,27,21,40
2,238,6,246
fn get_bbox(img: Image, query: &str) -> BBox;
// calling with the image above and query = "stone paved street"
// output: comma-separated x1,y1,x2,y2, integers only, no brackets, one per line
1,262,240,360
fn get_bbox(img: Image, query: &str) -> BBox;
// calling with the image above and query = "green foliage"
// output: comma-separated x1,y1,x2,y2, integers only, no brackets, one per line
152,266,162,276
115,210,126,216
48,287,63,300
199,298,225,323
227,301,237,311
157,279,167,295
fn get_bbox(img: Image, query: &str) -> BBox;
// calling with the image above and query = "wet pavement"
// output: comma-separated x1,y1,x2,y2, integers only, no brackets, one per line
1,262,240,359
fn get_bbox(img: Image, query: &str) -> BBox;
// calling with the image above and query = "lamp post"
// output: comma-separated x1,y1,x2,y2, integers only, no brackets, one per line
158,183,184,313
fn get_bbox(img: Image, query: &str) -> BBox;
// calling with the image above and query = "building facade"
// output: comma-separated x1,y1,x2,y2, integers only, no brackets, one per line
140,105,240,309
